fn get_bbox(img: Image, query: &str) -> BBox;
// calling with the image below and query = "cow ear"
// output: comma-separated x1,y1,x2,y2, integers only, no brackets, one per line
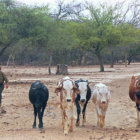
55,87,62,93
88,81,92,85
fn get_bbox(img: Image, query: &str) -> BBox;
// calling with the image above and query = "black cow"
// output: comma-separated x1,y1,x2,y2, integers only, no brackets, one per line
75,79,91,126
29,81,49,130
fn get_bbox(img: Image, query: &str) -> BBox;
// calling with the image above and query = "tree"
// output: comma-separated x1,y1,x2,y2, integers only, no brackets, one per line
105,25,122,68
118,24,140,67
75,4,122,71
0,0,18,62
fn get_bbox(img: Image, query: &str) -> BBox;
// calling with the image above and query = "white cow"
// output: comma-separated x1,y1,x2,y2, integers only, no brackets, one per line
55,76,80,135
92,83,110,128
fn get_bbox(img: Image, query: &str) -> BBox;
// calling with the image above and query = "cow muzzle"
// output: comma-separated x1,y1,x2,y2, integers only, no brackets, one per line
102,101,106,104
67,99,72,102
80,99,86,103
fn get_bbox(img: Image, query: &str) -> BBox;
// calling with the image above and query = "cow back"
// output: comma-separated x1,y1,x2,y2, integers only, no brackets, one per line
29,81,49,105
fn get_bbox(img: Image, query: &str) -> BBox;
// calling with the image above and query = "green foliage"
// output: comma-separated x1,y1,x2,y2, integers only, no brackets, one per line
119,24,140,45
0,0,17,45
75,4,122,55
0,0,140,66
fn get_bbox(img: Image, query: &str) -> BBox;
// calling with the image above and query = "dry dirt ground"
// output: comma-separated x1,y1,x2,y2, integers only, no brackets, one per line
0,63,140,140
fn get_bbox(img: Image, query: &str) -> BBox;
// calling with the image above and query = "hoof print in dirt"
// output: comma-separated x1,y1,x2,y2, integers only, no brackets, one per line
40,130,45,133
1,109,6,114
135,129,139,132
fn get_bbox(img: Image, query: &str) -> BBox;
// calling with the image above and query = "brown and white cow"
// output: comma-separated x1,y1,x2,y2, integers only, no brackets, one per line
92,83,110,128
55,76,80,135
129,75,140,127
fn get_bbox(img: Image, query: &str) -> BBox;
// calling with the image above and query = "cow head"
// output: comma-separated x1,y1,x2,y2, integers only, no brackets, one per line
55,77,80,102
97,86,110,109
77,81,89,103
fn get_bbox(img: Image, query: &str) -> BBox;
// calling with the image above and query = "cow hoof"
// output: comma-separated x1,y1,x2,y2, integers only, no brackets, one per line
76,123,79,127
100,124,104,128
64,130,68,135
38,127,43,130
38,124,43,130
76,121,80,127
69,128,73,132
32,125,36,128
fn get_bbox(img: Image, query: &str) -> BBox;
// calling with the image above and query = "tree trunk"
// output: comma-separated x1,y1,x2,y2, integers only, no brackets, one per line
0,46,8,62
124,53,127,67
48,55,52,75
128,55,132,65
81,55,86,65
110,51,114,68
97,53,104,72
0,40,16,62
56,64,68,75
78,53,83,65
7,55,15,67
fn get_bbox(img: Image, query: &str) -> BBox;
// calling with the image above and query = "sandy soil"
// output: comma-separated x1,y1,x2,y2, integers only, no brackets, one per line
0,63,140,140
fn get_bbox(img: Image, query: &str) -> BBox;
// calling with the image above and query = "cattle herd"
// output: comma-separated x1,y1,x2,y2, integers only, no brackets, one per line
28,75,140,135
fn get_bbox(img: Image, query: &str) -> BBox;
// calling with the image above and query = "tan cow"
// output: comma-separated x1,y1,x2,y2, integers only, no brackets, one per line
92,83,110,128
55,76,80,135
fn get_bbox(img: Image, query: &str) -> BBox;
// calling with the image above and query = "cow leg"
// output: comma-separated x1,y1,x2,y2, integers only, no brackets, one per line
33,105,37,128
95,105,102,127
61,108,68,135
38,104,46,129
82,101,88,126
64,118,69,135
102,116,105,128
61,109,64,129
136,109,140,127
136,103,140,127
69,104,74,132
41,103,46,119
97,116,100,127
37,108,43,130
100,115,105,128
63,109,69,135
75,101,81,126
69,117,73,132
